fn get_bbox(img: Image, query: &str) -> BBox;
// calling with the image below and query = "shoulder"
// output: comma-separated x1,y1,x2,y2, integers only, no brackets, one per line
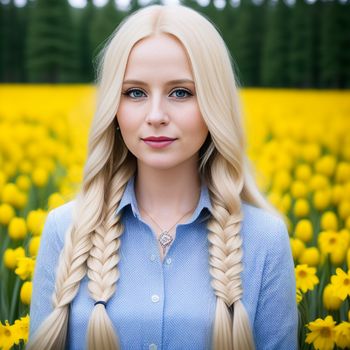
47,200,76,246
241,201,289,251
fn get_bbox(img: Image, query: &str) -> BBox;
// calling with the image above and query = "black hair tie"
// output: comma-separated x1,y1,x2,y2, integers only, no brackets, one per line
94,300,107,307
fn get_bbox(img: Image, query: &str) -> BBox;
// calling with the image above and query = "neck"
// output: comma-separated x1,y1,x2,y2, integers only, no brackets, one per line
134,162,202,218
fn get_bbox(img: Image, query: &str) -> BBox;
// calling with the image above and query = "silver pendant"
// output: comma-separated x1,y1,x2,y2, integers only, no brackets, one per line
159,230,173,254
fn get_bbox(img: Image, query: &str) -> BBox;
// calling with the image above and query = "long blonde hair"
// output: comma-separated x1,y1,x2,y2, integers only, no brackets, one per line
27,4,280,350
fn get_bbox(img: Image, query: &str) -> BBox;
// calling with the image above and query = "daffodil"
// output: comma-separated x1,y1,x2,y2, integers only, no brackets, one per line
20,281,32,305
305,315,336,350
15,256,35,280
298,247,320,267
320,211,338,231
334,322,350,349
323,284,343,311
330,268,350,300
0,203,15,225
295,264,319,293
295,219,313,243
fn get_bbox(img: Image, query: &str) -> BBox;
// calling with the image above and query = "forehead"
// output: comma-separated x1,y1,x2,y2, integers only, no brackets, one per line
123,34,193,79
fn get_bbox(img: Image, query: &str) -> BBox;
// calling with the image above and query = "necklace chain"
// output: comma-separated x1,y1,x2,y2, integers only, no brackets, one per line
139,204,196,255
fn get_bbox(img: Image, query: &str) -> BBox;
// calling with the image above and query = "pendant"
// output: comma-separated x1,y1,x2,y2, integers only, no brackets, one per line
159,230,173,254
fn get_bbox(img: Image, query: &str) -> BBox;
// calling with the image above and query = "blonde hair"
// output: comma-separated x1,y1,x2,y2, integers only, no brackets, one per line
27,4,281,350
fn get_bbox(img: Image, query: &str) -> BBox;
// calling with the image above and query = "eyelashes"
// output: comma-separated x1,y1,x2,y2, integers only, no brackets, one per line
122,88,193,99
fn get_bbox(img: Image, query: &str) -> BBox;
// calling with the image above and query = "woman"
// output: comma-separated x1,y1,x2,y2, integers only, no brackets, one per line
27,4,298,350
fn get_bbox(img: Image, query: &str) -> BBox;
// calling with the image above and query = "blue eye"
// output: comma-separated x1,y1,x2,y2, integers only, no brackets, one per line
170,89,192,98
124,89,146,99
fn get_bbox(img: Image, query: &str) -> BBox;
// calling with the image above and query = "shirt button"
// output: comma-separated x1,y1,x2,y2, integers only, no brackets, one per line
149,344,157,350
166,258,172,265
151,294,160,303
150,254,156,261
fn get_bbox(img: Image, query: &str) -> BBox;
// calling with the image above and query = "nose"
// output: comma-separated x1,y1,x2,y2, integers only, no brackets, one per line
145,95,169,126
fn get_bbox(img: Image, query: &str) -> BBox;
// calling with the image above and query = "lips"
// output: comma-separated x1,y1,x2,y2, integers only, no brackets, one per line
142,136,176,141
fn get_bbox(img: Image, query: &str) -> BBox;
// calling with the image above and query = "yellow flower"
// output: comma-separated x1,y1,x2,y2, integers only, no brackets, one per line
318,231,344,255
14,191,28,209
310,174,330,191
1,183,19,206
305,315,336,350
339,200,350,220
18,159,33,174
330,246,347,266
291,181,308,198
331,184,344,205
334,322,350,348
330,268,350,300
0,320,19,350
346,217,350,230
3,247,25,270
13,314,29,343
15,174,31,191
295,264,319,293
273,170,292,192
315,155,336,177
8,217,27,240
0,203,15,225
48,192,65,209
295,163,312,181
290,238,306,260
320,211,338,231
15,256,35,280
32,167,49,187
302,143,321,163
323,284,343,310
29,236,41,257
293,198,310,217
26,209,47,236
313,190,331,211
299,247,320,267
20,281,32,305
335,162,350,183
295,219,313,243
280,193,291,213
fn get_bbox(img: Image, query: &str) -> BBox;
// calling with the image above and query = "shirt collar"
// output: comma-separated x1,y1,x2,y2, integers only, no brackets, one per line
115,174,212,223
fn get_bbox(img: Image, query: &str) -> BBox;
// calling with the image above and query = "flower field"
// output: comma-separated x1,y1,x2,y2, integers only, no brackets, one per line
0,85,349,349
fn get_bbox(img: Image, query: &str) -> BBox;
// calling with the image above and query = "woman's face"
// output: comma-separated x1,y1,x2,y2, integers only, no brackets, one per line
116,33,209,171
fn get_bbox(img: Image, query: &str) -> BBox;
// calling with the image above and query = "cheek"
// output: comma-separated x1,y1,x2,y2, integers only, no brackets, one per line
117,105,140,131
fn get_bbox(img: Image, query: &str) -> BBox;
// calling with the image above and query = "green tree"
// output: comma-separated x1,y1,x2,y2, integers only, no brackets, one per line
26,0,79,83
90,0,125,62
288,0,315,87
261,0,291,87
232,0,266,86
77,0,95,82
319,0,350,88
0,1,27,82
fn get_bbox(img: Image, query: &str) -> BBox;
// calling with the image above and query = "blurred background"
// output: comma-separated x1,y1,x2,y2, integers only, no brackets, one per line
1,1,350,349
0,0,350,87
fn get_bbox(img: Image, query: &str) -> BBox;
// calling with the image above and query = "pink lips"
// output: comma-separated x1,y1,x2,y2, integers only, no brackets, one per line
142,136,176,149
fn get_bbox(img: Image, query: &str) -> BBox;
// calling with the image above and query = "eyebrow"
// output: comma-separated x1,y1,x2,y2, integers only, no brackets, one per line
122,79,195,86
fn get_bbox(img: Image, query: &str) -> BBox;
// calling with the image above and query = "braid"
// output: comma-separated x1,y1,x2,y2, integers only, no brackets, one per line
26,173,107,349
86,168,132,350
206,157,255,350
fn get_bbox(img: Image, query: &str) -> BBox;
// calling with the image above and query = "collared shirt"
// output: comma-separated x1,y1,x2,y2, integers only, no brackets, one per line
29,175,298,350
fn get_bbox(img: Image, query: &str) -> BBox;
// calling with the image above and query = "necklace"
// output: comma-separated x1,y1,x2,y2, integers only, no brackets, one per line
139,204,196,255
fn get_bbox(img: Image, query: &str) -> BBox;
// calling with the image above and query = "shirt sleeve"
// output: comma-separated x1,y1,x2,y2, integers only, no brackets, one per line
254,217,299,350
28,209,63,339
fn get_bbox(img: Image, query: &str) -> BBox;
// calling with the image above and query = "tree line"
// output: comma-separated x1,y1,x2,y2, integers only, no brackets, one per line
0,0,349,88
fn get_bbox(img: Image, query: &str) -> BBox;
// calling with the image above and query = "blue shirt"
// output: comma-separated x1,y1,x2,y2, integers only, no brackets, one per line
29,176,298,350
